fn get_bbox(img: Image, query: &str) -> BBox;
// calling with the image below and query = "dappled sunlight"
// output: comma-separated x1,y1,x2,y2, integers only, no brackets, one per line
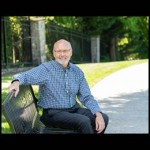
118,37,128,46
2,122,10,128
99,90,148,133
32,85,39,98
97,96,131,110
1,122,11,133
32,85,39,92
104,111,118,114
2,82,11,90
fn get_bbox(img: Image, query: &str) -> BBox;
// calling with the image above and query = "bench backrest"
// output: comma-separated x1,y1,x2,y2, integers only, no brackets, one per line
2,85,39,133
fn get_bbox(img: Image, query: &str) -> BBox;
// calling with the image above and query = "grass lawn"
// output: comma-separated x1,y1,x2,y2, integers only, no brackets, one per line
1,59,148,133
77,59,148,87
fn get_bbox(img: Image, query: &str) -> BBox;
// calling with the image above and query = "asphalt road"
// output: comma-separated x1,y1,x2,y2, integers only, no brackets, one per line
91,62,148,134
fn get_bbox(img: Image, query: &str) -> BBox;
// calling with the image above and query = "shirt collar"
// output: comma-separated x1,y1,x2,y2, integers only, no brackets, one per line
52,60,71,70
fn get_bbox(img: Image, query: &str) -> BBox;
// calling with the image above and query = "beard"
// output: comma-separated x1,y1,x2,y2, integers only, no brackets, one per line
56,57,70,67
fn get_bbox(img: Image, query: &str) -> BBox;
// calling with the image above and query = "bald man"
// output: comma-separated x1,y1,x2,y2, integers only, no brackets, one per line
8,39,109,134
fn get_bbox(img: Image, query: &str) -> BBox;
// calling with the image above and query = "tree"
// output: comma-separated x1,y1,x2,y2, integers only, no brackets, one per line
76,16,123,61
119,16,148,59
76,16,148,61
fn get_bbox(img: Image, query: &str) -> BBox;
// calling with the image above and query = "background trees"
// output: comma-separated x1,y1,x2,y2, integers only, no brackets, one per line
75,16,148,61
1,16,148,68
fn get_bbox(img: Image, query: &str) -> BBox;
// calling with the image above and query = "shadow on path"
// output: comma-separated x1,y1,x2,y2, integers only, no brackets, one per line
97,89,148,133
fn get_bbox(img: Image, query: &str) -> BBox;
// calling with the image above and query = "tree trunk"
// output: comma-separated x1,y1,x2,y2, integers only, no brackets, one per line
110,37,116,61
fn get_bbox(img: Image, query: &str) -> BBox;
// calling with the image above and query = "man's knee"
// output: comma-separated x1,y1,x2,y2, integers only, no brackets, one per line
77,117,93,133
101,112,109,126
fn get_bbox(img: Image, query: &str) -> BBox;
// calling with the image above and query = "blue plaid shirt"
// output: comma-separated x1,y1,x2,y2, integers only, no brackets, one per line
13,60,101,114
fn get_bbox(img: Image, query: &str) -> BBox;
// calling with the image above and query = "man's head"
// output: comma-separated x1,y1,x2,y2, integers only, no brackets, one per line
53,39,72,68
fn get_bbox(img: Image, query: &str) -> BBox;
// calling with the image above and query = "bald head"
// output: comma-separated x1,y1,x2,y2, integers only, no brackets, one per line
53,39,72,51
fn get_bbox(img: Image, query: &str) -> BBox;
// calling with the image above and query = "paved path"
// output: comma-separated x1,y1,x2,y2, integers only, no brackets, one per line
91,62,148,133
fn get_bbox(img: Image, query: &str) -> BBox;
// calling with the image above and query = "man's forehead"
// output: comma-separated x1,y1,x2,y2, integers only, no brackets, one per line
54,41,71,49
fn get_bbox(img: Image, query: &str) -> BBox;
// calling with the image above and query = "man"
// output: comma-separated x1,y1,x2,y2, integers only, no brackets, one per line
8,39,109,134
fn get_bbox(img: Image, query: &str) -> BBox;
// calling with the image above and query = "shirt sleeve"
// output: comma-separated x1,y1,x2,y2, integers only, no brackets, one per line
12,64,48,85
77,70,102,115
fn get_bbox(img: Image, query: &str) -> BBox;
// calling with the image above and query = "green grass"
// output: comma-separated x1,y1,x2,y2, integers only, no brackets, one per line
77,59,148,88
1,59,148,133
2,73,14,82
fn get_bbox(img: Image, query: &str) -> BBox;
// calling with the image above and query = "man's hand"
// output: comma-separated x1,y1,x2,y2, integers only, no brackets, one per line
95,112,105,133
8,81,20,97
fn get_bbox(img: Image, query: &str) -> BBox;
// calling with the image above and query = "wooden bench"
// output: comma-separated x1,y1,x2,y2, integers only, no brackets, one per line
2,85,79,134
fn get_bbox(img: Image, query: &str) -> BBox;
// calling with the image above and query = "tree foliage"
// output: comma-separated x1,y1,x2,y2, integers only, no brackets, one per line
75,16,148,60
2,16,148,67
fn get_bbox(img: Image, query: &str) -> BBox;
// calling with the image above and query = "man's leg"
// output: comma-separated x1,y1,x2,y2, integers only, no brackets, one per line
42,109,94,133
76,107,109,134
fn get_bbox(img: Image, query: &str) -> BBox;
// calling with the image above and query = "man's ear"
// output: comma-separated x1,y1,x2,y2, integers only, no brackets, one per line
70,49,73,56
